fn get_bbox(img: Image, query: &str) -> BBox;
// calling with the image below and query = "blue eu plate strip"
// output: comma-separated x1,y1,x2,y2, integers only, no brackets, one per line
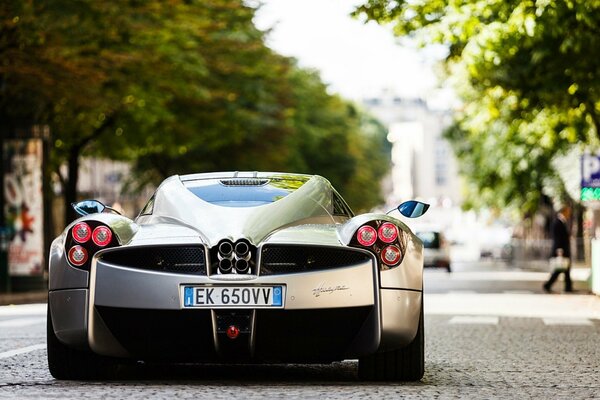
272,286,282,306
184,287,194,307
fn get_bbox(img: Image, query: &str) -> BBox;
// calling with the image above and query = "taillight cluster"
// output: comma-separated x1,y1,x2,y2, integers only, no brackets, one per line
353,221,405,270
66,221,117,270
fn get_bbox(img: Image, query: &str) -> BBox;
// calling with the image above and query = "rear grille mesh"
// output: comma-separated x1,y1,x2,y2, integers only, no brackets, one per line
260,245,371,275
100,246,206,275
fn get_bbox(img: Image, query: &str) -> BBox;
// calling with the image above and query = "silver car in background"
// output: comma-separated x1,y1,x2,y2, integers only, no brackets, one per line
415,230,452,273
47,172,429,381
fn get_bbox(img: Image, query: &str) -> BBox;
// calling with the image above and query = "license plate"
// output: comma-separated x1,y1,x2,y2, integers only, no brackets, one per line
182,286,284,308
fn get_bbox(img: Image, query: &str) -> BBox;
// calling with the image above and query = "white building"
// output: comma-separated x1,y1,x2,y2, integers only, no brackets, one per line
362,93,461,209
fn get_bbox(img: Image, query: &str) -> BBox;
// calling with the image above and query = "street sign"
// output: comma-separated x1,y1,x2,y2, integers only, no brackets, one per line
581,154,600,188
581,154,600,201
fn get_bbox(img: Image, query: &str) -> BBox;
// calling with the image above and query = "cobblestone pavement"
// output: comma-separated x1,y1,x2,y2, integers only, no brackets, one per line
1,302,599,399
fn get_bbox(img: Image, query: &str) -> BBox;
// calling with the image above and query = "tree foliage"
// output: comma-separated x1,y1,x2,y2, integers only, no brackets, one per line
1,0,389,225
355,0,600,214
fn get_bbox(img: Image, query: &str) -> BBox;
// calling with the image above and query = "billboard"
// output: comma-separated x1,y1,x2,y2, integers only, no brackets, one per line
3,139,44,276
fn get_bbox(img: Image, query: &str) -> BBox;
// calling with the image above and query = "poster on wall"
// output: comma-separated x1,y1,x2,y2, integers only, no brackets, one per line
3,139,44,276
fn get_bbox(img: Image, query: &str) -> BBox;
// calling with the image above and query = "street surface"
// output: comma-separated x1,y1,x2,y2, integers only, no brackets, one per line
1,263,599,399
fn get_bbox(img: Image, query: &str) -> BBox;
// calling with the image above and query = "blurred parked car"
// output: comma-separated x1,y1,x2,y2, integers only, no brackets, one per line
415,230,451,272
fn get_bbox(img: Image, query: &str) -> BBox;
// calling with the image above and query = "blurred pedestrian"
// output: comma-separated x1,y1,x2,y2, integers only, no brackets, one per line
543,206,572,293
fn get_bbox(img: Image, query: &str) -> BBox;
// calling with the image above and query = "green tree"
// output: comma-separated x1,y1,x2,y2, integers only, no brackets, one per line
355,0,600,213
129,2,294,186
2,1,211,223
133,62,390,212
2,0,390,226
284,67,390,211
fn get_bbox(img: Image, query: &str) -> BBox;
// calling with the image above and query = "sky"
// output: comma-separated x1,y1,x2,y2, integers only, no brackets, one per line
254,0,446,101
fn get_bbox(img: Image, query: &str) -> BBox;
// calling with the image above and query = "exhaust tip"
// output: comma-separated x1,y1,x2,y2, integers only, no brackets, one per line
218,241,233,257
234,241,250,257
235,258,249,274
219,258,233,273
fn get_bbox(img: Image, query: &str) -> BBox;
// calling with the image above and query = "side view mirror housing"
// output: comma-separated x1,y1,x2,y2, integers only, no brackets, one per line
71,200,106,216
397,200,430,218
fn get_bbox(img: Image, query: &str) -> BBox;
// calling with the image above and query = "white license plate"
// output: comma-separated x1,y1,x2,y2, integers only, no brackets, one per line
182,286,284,308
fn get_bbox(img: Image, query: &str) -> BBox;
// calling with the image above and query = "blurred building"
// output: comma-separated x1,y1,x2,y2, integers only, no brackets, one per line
362,92,486,261
77,158,130,205
362,92,460,208
51,159,153,235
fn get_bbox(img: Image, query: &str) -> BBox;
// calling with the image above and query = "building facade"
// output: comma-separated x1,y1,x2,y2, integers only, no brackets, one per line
362,93,461,209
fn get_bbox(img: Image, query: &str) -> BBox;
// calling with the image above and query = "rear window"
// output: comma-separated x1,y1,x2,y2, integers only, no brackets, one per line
184,178,307,208
416,232,440,249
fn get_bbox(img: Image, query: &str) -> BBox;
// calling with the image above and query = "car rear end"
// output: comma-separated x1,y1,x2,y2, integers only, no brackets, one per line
86,241,380,363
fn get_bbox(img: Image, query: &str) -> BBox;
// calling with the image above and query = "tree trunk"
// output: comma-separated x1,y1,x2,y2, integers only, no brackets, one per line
64,146,80,226
60,112,117,226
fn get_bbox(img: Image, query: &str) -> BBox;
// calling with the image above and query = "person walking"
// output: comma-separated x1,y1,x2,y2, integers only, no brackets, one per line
543,206,572,293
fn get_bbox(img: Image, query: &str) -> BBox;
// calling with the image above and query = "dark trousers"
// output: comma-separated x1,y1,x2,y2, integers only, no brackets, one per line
544,267,572,292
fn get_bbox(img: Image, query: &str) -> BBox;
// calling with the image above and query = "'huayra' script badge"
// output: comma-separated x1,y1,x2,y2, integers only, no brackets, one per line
312,282,349,297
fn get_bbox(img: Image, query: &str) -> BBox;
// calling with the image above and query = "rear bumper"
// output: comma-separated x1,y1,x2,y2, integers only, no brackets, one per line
94,305,375,362
49,258,422,362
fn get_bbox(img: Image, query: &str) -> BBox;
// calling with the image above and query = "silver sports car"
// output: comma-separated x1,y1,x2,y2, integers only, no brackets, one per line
47,172,429,381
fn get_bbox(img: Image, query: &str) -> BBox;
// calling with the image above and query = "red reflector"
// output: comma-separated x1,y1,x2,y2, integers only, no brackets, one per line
378,222,398,243
68,245,88,266
72,222,92,243
381,245,402,266
357,225,377,247
226,325,240,340
92,226,112,247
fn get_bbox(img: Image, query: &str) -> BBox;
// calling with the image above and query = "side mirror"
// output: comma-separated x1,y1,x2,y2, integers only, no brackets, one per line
397,200,430,218
71,200,106,216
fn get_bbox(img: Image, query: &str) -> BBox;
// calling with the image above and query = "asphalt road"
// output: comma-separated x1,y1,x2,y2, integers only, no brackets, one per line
1,266,599,399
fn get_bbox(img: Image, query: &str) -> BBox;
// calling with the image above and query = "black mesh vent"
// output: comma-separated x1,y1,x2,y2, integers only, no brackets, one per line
100,246,206,275
220,178,269,186
260,245,371,275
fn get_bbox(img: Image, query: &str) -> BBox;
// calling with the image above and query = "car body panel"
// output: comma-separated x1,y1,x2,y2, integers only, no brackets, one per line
146,174,336,247
49,288,88,349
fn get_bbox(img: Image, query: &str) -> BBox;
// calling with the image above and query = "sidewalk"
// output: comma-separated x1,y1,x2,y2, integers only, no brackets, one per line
0,290,47,306
426,292,600,319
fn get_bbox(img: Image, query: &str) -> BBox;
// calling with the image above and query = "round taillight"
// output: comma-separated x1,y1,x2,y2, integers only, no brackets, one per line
92,226,112,247
357,225,377,247
381,245,402,266
378,222,398,243
68,245,88,266
72,222,92,243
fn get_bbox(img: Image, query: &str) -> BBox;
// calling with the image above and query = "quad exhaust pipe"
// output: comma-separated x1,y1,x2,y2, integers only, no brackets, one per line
217,240,252,274
235,258,249,273
218,258,233,273
218,241,234,258
234,241,250,260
